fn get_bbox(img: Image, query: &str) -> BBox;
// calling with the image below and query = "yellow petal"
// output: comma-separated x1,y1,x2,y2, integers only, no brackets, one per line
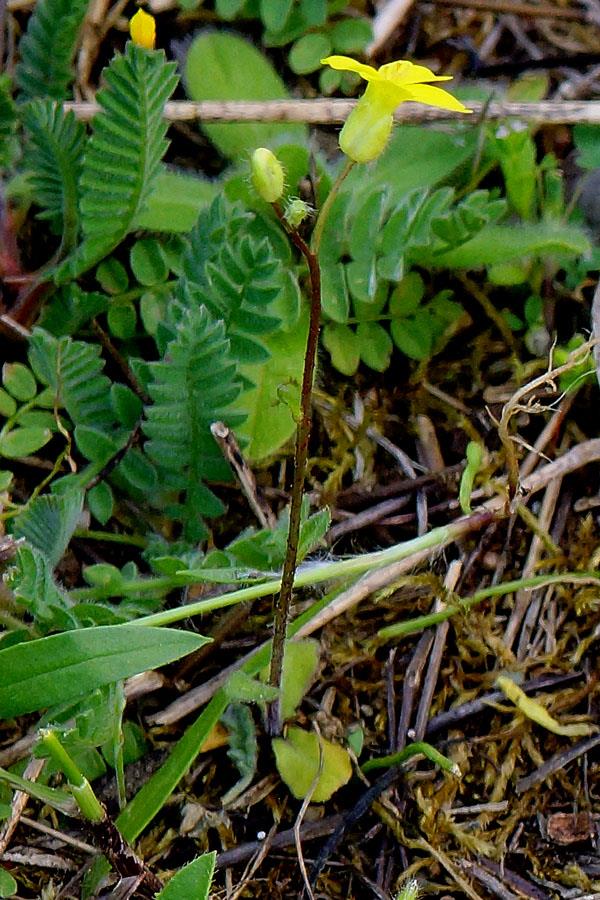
130,8,156,50
404,83,472,113
379,60,452,85
320,55,380,82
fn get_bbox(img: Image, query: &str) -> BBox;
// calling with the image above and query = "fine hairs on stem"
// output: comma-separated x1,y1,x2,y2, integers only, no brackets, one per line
264,160,353,736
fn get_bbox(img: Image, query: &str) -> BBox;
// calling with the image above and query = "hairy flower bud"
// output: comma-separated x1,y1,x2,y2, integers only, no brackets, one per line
251,148,284,203
284,198,312,229
130,8,156,50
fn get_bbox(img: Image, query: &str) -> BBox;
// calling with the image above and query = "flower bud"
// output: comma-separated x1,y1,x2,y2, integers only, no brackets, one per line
284,198,312,229
251,148,284,203
130,8,156,50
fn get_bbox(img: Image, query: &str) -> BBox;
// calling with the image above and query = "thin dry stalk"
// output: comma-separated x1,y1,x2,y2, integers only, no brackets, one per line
497,340,595,497
63,98,600,125
0,756,45,855
504,474,563,650
411,560,462,741
369,0,418,55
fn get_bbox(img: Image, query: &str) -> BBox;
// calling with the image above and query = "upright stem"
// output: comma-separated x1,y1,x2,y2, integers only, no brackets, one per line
267,212,321,735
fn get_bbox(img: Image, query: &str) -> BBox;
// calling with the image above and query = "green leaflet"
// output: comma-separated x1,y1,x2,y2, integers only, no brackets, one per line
143,304,244,541
0,624,208,718
22,100,85,252
54,43,178,283
15,0,89,101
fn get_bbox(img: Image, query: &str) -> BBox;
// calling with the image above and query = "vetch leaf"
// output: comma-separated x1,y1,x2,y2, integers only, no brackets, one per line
273,726,352,802
0,625,209,717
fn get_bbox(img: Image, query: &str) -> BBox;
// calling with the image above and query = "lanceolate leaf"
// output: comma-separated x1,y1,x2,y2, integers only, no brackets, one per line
15,0,89,101
0,625,208,717
55,43,178,283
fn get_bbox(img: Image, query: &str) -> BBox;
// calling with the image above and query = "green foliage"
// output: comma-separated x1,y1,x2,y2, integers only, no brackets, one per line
13,490,83,567
28,329,114,430
0,624,208,718
156,852,216,900
143,303,244,540
0,867,17,898
0,76,17,169
15,0,89,101
55,43,178,282
22,101,85,250
319,184,505,373
134,169,218,232
0,361,57,463
181,198,284,363
183,32,307,158
7,544,78,634
222,703,258,804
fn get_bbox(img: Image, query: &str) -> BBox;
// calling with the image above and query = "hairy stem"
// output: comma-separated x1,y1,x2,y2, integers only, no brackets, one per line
267,208,321,735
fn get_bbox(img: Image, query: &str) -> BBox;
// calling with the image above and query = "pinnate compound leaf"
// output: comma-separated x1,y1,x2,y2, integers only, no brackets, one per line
155,851,216,900
13,490,83,567
15,0,88,100
28,328,114,431
273,726,352,802
143,304,244,540
54,43,178,283
0,625,208,718
22,100,85,249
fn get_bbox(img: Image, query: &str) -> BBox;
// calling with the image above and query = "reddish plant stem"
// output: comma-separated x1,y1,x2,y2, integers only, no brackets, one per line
267,207,321,736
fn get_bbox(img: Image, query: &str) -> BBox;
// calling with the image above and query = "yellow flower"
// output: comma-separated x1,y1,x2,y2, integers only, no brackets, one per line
321,55,471,164
129,8,156,50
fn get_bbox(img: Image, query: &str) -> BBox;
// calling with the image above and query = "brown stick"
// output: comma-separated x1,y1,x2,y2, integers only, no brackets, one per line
428,0,590,20
63,98,600,125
